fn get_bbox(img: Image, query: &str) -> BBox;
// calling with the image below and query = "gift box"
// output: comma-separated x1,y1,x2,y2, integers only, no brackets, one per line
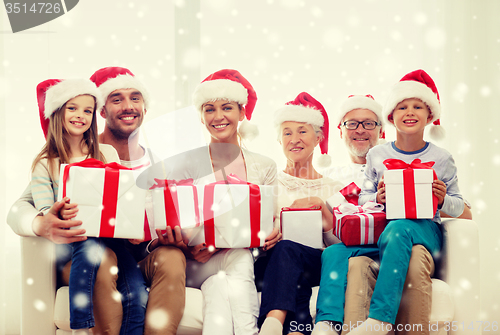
58,159,147,239
333,202,387,246
185,175,274,249
383,159,439,220
150,178,201,230
326,182,361,211
280,207,323,249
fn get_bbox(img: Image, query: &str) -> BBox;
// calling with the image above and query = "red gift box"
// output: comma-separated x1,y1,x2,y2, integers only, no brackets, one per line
333,202,387,246
383,159,439,220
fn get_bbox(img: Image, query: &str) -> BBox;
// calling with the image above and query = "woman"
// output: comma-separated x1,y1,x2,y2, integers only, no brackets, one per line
148,69,280,335
257,92,343,335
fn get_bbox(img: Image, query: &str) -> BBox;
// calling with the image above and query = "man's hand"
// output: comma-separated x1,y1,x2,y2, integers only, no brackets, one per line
262,227,281,251
376,178,386,204
187,243,219,263
32,198,86,244
433,180,447,206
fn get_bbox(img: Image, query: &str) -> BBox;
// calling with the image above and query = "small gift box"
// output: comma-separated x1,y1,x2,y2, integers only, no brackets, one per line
333,202,387,246
58,159,146,239
326,182,361,211
186,174,274,249
383,159,439,220
150,178,201,230
280,207,323,249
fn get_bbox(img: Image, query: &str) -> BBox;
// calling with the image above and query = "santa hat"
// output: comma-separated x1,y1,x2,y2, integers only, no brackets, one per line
338,94,385,142
37,78,103,138
90,67,150,109
274,92,331,167
192,69,258,140
383,69,445,140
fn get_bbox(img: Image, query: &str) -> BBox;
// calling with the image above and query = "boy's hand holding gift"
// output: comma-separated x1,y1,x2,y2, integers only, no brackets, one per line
432,179,447,206
376,176,386,204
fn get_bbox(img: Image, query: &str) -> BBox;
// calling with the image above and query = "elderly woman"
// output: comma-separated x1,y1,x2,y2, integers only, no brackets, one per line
257,92,343,335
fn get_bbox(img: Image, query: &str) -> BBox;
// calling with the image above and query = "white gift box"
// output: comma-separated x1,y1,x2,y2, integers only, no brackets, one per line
151,183,201,230
384,168,437,220
280,209,323,249
58,161,146,239
185,183,274,248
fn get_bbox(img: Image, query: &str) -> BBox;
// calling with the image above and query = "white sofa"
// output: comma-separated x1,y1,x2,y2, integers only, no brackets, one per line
19,218,480,335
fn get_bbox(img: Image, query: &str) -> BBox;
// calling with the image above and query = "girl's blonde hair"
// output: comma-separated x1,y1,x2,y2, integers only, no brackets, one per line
31,95,105,178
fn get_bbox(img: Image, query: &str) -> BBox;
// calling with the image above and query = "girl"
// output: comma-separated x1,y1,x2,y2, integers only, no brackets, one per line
31,78,147,335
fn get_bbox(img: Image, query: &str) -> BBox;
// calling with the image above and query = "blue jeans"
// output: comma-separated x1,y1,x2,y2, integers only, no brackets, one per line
69,238,148,334
258,240,323,335
316,219,442,325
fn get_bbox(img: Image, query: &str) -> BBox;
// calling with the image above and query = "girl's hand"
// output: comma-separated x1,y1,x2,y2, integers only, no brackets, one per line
129,238,144,245
59,197,79,220
433,180,447,206
263,227,281,251
148,226,187,252
376,178,386,204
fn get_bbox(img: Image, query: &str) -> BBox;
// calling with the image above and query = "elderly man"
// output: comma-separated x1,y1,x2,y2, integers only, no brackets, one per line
7,67,186,335
320,95,471,335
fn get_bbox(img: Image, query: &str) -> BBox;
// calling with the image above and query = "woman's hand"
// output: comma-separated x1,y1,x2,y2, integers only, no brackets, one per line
288,197,322,210
187,243,220,263
263,227,281,251
432,180,447,206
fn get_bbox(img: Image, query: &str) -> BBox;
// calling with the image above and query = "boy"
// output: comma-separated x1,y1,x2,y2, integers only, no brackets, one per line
312,69,463,335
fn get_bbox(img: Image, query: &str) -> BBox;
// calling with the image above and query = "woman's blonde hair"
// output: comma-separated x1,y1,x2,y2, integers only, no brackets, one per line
31,95,104,178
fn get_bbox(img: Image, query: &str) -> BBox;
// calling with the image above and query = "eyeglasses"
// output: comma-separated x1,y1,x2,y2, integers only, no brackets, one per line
342,120,381,130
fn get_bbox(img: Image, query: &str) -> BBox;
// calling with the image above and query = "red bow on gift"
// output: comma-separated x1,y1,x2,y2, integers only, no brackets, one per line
203,174,262,248
383,158,439,219
62,158,133,238
149,178,200,230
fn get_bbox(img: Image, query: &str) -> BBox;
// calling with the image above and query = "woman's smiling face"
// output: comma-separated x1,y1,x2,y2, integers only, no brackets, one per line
201,99,245,144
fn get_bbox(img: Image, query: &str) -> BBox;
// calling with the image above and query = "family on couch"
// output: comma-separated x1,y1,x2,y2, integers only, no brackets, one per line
7,67,471,335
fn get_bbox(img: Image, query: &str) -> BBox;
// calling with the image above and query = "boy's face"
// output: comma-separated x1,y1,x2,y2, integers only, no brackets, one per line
389,98,432,135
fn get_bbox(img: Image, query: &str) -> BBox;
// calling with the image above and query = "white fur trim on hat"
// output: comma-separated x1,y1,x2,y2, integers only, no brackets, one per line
98,74,150,109
339,96,384,130
44,79,103,119
193,79,248,111
273,105,324,128
383,81,441,124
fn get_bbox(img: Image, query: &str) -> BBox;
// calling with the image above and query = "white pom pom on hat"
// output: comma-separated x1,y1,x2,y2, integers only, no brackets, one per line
274,92,331,168
192,69,258,140
383,69,444,140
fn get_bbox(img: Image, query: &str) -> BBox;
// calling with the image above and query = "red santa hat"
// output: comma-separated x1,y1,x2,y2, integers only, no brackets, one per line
37,78,103,138
274,92,331,167
383,69,445,140
192,69,258,140
338,94,385,141
90,67,150,110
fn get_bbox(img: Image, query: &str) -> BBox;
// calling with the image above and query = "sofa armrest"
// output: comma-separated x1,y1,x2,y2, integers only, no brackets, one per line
437,219,480,335
21,236,57,335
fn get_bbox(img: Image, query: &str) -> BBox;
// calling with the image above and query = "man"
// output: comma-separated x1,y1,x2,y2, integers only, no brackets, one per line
7,67,186,335
321,94,471,335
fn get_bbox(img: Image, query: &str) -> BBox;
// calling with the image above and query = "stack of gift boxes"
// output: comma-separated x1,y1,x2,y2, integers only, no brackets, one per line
59,158,438,248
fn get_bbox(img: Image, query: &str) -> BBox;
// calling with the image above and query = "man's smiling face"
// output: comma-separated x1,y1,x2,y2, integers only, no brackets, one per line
340,108,383,160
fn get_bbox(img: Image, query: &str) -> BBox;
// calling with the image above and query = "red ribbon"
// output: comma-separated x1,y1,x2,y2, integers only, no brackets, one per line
150,178,200,229
203,174,261,248
383,159,438,218
62,158,132,238
339,182,361,205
